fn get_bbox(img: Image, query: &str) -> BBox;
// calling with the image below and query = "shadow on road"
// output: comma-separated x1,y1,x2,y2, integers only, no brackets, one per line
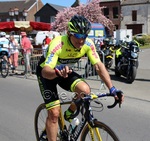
109,74,128,83
135,78,150,82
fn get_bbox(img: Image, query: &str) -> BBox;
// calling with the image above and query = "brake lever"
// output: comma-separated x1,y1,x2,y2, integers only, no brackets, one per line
94,99,101,104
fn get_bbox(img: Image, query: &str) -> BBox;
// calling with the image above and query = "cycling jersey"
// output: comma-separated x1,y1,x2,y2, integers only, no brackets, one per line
40,35,100,69
0,37,9,57
37,35,100,110
0,37,9,48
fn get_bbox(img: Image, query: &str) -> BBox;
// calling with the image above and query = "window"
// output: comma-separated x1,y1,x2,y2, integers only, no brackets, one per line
115,25,119,30
6,18,10,21
50,16,55,23
104,8,109,18
113,7,118,19
35,16,40,22
132,10,137,21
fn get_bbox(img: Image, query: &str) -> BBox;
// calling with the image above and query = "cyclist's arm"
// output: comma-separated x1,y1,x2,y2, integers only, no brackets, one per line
41,38,72,79
41,50,59,79
94,61,113,89
40,40,60,79
42,65,58,79
86,39,113,89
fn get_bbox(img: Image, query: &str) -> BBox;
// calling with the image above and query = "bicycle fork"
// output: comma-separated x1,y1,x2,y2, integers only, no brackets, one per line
88,124,102,141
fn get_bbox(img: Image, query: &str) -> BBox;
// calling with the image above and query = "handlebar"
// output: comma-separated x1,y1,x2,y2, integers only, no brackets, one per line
69,91,123,119
82,91,123,108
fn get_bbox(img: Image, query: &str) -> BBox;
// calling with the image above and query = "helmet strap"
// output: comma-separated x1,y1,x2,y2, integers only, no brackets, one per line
67,32,81,51
67,32,76,48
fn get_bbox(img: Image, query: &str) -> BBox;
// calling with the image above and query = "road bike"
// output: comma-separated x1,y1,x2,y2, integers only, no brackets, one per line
34,91,123,141
0,46,9,78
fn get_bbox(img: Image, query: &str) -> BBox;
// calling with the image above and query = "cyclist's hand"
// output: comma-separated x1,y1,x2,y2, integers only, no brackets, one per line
110,86,124,104
55,64,72,78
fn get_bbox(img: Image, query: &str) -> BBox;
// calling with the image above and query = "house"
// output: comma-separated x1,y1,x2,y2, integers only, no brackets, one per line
121,0,150,35
34,1,121,36
100,0,121,31
0,0,43,21
34,3,66,23
71,0,80,7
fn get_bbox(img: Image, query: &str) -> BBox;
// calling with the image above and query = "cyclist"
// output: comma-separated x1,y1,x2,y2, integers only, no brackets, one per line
36,15,124,141
0,32,10,62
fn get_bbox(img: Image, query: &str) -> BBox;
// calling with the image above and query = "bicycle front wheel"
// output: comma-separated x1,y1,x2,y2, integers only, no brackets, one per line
34,103,47,141
81,120,120,141
1,59,9,78
34,103,62,141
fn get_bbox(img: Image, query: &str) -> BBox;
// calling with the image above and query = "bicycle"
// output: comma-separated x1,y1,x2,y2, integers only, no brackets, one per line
0,46,9,78
34,91,123,141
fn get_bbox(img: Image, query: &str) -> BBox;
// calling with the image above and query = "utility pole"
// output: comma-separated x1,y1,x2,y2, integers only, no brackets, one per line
36,0,38,12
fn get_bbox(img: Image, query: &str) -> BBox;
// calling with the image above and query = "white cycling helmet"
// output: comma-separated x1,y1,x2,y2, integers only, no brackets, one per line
0,32,6,37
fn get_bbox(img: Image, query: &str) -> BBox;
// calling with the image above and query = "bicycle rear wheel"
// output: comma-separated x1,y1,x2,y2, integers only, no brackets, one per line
1,59,9,78
81,120,120,141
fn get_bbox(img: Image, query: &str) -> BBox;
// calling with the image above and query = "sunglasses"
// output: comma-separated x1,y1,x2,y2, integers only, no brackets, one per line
70,32,87,39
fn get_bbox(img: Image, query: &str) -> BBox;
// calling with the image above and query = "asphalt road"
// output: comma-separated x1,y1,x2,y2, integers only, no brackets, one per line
0,48,150,141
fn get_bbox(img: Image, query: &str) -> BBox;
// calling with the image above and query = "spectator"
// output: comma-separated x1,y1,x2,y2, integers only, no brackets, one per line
42,34,51,57
21,32,32,75
43,34,51,45
9,35,19,74
95,34,104,50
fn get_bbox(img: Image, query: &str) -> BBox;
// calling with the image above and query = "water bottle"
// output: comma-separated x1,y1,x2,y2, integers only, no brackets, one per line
69,117,80,132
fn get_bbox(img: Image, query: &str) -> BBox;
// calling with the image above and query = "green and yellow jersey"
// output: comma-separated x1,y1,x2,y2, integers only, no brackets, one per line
40,35,100,69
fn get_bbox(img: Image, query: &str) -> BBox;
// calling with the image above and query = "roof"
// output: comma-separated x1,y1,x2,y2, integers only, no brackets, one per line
0,0,37,13
47,3,66,11
71,0,80,7
121,0,149,5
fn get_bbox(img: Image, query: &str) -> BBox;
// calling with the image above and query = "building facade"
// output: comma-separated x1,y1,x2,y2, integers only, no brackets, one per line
0,0,43,22
100,0,121,31
121,0,150,35
34,3,66,23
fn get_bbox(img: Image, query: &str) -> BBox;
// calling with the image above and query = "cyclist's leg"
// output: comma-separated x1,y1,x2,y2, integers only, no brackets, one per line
36,68,61,141
58,71,91,118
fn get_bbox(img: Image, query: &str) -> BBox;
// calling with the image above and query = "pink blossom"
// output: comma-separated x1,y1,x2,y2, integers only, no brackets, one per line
52,0,114,32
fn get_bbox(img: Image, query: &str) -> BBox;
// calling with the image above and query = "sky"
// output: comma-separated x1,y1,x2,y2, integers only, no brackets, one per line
41,0,88,7
0,0,88,7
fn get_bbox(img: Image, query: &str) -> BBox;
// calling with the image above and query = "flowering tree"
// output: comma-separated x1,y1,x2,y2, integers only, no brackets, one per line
51,0,114,32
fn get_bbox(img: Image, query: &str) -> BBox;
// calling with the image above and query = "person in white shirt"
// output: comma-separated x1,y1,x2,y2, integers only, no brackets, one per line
9,35,19,74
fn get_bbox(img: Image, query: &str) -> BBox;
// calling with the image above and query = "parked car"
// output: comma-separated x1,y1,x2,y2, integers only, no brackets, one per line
133,33,147,39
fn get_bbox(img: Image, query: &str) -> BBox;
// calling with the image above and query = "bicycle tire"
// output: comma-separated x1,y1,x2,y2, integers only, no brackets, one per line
1,59,9,78
80,120,120,141
34,103,47,141
34,103,62,141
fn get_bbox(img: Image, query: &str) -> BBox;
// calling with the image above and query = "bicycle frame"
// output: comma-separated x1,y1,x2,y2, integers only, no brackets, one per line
58,95,104,141
58,101,86,141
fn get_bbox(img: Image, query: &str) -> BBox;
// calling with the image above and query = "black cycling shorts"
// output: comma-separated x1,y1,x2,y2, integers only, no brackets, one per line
36,63,84,110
